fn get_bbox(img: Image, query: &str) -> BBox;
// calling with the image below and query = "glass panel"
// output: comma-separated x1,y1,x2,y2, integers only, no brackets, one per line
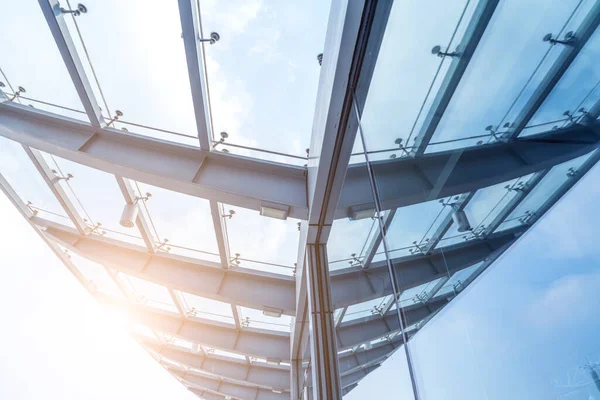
496,151,596,232
180,292,234,325
382,198,453,260
0,137,74,226
200,0,329,162
64,0,198,145
0,2,86,121
522,22,600,137
130,324,158,340
119,274,178,313
344,345,415,400
358,0,476,158
328,216,379,271
39,153,146,246
223,205,299,276
154,333,197,352
437,175,532,248
134,182,220,263
433,261,484,299
208,348,246,361
426,0,591,152
342,295,393,323
403,162,600,400
215,142,309,167
68,251,124,298
393,278,444,309
239,306,292,333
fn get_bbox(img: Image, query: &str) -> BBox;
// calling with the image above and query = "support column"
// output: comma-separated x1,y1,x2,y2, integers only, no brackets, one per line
306,244,342,400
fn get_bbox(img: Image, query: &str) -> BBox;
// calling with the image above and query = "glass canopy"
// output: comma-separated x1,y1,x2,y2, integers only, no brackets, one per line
1,0,600,398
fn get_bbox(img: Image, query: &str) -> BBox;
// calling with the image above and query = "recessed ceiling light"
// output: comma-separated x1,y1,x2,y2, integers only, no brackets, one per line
260,201,289,220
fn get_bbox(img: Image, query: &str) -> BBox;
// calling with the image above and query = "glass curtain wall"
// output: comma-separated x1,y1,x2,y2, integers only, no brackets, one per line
341,0,600,399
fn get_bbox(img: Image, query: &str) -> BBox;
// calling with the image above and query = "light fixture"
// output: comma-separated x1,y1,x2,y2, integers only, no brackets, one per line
263,306,283,318
120,192,151,228
272,388,284,394
266,357,281,366
451,209,471,233
260,201,289,220
349,205,376,221
364,341,373,350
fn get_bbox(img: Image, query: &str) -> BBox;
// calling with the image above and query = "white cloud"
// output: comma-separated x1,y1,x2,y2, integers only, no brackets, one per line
526,271,600,327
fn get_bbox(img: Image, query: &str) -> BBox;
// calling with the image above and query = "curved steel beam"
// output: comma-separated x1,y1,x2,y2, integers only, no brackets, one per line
337,123,600,217
187,386,286,400
41,220,297,315
330,227,522,308
97,293,290,361
39,218,520,315
0,104,308,219
141,338,290,390
2,104,597,222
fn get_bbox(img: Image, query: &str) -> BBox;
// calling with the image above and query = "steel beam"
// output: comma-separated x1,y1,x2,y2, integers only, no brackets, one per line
2,103,598,221
38,0,105,127
337,123,600,216
96,292,290,360
411,0,499,155
169,364,289,397
40,220,296,314
177,0,213,150
0,103,308,219
36,217,521,313
340,365,381,389
305,244,342,399
22,146,89,234
509,1,600,138
330,228,521,308
292,0,388,397
187,386,286,400
342,383,358,396
142,338,290,390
